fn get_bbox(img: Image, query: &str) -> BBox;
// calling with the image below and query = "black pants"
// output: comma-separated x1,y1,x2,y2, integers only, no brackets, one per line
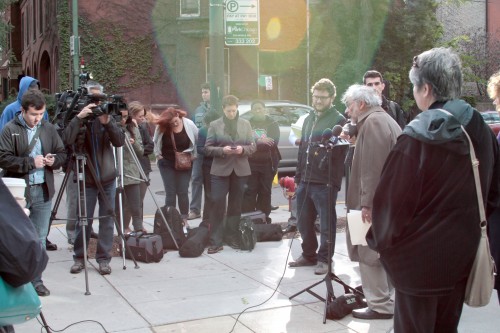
394,278,467,333
210,171,247,247
242,163,273,217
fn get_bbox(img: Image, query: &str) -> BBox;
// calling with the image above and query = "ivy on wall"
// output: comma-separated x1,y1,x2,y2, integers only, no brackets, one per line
78,18,164,94
56,0,71,91
55,1,163,94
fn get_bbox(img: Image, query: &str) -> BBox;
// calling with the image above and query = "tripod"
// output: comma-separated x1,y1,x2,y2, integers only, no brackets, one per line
49,144,139,295
114,129,180,268
289,141,362,323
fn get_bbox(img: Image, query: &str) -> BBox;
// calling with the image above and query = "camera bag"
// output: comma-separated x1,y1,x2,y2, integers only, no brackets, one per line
253,223,283,242
326,293,366,320
153,206,187,250
122,233,163,263
241,210,267,224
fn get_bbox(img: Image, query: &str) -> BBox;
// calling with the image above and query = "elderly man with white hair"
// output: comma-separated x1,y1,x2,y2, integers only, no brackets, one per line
341,84,402,320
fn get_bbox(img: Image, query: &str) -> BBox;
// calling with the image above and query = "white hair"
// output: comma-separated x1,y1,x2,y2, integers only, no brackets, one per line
341,84,382,107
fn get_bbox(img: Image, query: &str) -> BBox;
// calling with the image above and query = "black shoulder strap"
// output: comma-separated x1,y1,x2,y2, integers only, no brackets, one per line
388,101,397,118
25,126,42,156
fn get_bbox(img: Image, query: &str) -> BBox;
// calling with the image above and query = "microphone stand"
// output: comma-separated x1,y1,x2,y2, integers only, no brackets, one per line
289,140,363,323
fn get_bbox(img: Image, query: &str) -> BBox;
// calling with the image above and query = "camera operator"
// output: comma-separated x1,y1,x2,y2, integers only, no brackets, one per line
62,82,125,276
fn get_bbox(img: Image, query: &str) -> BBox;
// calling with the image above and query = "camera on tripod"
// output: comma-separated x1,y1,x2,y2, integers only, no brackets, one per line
53,77,127,129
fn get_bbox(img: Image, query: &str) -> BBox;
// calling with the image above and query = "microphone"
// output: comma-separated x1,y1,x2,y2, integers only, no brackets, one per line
319,125,346,170
328,125,344,145
321,128,333,144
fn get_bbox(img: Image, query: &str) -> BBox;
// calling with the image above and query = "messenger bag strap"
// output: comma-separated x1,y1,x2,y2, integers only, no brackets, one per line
461,126,486,225
169,131,178,152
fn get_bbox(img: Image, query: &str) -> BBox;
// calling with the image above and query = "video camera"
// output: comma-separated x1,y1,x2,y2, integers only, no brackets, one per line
53,85,127,130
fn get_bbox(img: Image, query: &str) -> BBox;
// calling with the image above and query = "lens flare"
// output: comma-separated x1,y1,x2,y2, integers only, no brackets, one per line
267,17,281,41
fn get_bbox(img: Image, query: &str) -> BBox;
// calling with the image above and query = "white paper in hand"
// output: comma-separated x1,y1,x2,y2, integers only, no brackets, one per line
347,210,371,246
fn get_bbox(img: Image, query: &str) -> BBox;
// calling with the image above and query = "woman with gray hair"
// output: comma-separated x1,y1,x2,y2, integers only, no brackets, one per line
367,48,500,331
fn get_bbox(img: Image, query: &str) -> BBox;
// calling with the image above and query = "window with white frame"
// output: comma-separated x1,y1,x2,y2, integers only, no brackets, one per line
180,0,200,17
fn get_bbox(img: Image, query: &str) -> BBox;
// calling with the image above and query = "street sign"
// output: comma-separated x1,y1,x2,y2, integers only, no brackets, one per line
225,0,260,46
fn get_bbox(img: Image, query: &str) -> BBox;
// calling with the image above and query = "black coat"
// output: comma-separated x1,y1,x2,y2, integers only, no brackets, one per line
0,178,48,287
62,116,125,186
0,115,67,200
367,100,500,296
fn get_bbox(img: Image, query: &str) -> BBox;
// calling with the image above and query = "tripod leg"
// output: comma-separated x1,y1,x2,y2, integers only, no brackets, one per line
122,135,180,249
75,156,91,295
83,154,140,268
39,310,51,333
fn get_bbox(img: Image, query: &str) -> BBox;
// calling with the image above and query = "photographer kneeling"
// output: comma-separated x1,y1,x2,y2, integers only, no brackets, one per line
62,82,125,275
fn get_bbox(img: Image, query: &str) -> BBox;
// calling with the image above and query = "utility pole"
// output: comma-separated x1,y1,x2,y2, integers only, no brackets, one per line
72,0,79,89
209,0,225,114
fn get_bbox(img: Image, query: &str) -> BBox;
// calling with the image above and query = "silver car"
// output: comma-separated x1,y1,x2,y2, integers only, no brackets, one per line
238,100,313,174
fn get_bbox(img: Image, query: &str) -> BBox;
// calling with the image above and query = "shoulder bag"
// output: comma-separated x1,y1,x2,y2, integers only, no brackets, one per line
170,131,192,171
0,277,41,326
462,127,496,307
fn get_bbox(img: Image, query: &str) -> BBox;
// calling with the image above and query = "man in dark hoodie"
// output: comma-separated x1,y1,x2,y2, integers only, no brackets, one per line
367,48,500,332
0,76,48,132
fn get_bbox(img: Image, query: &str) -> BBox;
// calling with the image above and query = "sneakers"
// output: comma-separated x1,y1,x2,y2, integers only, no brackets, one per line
207,245,223,254
70,259,85,274
98,262,112,275
187,211,201,220
288,255,317,267
314,262,329,275
34,283,50,296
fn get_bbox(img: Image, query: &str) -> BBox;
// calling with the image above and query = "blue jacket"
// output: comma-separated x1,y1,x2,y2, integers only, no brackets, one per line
0,76,48,132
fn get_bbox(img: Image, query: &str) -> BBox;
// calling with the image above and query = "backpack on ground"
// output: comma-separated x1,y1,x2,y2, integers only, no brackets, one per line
153,206,186,250
239,217,257,251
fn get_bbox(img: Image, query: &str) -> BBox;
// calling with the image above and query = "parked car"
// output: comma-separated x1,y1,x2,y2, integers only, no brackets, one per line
480,111,500,136
238,100,313,174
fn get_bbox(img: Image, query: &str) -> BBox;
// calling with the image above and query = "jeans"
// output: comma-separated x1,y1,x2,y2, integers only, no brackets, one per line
27,183,52,286
210,172,247,247
287,196,297,226
73,181,116,263
158,158,192,218
189,155,203,214
66,170,78,243
242,163,273,218
116,183,143,231
296,182,338,263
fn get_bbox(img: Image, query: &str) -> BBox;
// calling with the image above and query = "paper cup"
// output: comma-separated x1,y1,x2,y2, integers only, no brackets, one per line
2,177,27,199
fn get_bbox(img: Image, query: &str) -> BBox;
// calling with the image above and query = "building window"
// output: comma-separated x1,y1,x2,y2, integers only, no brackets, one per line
180,0,200,17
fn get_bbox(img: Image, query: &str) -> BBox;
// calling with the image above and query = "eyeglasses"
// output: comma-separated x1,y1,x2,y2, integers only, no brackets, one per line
413,56,419,68
312,95,331,101
366,82,381,87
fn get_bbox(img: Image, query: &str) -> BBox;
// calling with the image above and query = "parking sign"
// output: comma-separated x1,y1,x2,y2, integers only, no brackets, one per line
225,0,260,45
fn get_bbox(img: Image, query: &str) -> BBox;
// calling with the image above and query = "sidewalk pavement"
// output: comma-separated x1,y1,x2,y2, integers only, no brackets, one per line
15,203,499,333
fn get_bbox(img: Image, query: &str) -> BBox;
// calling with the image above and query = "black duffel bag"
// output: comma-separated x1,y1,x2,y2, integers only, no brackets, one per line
253,223,283,242
179,222,210,258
